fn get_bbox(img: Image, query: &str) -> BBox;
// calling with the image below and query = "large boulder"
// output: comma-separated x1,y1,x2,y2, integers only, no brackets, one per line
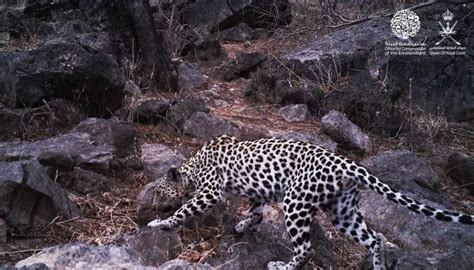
251,3,473,132
269,130,337,152
361,150,441,201
140,144,185,181
74,118,137,158
0,119,139,195
0,161,80,234
132,99,171,125
358,150,474,269
122,228,181,267
446,152,474,195
15,243,155,269
321,110,371,153
0,40,125,117
183,112,238,140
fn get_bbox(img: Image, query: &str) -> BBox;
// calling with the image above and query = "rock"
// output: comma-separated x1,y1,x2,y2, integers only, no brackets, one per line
182,39,227,65
221,52,266,81
178,63,205,91
140,144,185,180
321,110,371,153
158,259,212,270
206,216,337,269
0,161,80,234
1,263,50,270
321,71,403,137
0,107,25,141
0,40,125,117
133,99,170,125
0,218,6,243
38,152,75,172
358,151,474,253
360,150,441,201
278,104,310,123
74,118,137,158
446,152,474,195
0,124,138,195
179,0,291,38
270,131,337,152
237,123,270,141
0,132,115,174
247,67,322,109
15,243,154,269
166,98,210,128
264,5,473,124
59,167,108,195
183,112,238,140
218,23,254,42
123,228,181,266
362,246,474,270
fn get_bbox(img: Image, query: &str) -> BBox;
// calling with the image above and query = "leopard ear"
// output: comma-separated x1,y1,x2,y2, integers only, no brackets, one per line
167,167,179,182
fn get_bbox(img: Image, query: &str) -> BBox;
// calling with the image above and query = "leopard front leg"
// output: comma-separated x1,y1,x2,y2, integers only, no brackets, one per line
148,188,223,230
235,198,264,233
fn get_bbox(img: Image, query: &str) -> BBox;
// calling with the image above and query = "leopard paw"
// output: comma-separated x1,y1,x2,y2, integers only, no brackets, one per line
267,261,287,270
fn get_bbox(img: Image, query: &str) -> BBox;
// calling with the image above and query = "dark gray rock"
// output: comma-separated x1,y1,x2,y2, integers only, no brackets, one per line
218,23,254,42
123,228,181,267
321,71,403,137
270,130,337,152
166,98,210,128
362,246,474,270
206,215,336,269
15,243,154,269
446,152,474,195
0,132,115,173
182,39,227,65
247,66,322,109
0,40,124,117
278,104,310,123
321,110,371,153
361,150,441,201
38,152,75,172
140,144,185,180
177,0,291,45
158,259,212,270
74,118,137,158
178,63,205,91
133,99,170,125
183,112,238,140
60,167,108,196
358,151,474,255
0,217,6,243
221,52,266,81
0,161,80,234
0,107,24,140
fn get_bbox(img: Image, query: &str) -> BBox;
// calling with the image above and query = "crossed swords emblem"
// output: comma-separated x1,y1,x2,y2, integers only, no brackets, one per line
436,20,460,46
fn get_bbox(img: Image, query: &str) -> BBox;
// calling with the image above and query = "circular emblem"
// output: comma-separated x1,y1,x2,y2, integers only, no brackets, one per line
391,9,421,40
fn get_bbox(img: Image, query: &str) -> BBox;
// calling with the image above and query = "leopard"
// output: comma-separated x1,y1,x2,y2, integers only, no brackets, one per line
148,135,473,270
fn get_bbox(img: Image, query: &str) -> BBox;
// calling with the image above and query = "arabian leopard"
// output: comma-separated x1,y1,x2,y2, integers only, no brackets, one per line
148,135,473,270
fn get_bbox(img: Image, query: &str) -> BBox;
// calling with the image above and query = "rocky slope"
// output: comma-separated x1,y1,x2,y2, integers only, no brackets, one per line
1,1,473,269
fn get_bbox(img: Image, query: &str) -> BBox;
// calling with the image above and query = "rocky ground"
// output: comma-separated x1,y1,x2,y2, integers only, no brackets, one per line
1,0,473,269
